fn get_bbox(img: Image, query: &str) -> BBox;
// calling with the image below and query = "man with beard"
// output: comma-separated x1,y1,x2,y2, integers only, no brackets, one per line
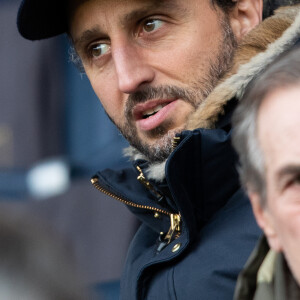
17,0,300,299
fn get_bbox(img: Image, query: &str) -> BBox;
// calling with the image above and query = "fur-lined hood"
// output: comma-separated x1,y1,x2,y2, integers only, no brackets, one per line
124,4,300,180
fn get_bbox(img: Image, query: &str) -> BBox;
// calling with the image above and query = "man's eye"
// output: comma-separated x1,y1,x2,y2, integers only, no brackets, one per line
142,19,164,33
90,43,110,58
292,175,300,185
285,174,300,190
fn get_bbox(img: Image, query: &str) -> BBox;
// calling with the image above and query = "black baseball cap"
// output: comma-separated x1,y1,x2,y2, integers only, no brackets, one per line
17,0,68,40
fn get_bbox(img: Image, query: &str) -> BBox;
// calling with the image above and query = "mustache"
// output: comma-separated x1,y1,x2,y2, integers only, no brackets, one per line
125,85,198,117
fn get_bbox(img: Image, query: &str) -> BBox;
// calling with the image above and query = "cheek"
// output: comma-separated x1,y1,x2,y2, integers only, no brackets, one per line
285,211,300,237
148,25,222,84
274,205,300,245
87,71,125,122
175,48,209,79
280,213,300,280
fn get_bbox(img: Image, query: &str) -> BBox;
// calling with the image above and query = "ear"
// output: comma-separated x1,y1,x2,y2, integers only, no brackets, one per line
228,0,263,41
248,191,283,252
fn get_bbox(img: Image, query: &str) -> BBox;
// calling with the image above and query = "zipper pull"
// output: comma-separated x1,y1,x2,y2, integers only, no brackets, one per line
136,165,164,201
164,213,181,244
136,165,151,189
156,213,181,253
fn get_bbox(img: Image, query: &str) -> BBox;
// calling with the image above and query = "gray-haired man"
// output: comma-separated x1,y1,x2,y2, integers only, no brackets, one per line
233,46,300,299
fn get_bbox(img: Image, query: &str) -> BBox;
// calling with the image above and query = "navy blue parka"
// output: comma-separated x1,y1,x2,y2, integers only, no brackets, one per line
92,101,261,299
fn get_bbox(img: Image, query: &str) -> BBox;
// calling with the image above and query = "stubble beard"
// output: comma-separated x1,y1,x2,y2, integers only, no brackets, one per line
112,17,237,163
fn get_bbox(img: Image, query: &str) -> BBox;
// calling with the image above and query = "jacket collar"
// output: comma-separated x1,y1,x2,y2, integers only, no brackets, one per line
119,100,239,237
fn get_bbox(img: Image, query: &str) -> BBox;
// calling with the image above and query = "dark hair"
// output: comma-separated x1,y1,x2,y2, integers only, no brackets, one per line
212,0,237,13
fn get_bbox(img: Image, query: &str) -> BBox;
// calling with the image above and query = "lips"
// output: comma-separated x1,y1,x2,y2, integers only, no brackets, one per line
133,99,177,131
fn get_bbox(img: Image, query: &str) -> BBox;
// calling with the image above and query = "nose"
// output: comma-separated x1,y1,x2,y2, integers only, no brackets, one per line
112,44,155,93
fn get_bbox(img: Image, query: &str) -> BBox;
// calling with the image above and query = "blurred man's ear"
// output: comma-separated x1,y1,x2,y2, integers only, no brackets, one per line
228,0,263,41
248,191,283,252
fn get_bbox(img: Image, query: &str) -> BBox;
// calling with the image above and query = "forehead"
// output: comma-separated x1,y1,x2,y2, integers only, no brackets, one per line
68,0,200,38
68,0,184,23
258,85,300,170
68,0,163,12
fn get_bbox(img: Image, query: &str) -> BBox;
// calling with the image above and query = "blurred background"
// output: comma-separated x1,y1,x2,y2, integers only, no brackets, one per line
0,0,139,296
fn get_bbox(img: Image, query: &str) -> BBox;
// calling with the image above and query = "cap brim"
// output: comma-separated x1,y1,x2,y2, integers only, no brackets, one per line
17,0,67,40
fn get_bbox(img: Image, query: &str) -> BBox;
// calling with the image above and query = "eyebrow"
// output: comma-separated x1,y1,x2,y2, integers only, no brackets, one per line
73,27,103,52
277,164,300,181
121,1,183,26
73,0,185,51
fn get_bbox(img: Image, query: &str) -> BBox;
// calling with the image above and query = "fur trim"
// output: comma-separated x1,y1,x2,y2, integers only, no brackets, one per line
123,146,148,161
186,5,300,130
123,146,166,181
145,161,167,182
123,146,166,182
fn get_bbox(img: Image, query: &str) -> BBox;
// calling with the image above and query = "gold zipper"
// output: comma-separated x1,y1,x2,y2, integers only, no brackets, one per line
172,136,181,151
91,176,171,216
91,173,182,246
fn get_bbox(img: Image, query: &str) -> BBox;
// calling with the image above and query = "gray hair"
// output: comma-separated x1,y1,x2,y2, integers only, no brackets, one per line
232,46,300,206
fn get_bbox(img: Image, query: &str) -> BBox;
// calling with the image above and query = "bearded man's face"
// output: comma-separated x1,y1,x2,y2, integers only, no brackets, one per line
69,0,237,162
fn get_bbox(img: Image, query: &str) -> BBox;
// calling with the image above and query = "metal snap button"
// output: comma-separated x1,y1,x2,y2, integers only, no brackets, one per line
172,243,181,253
154,212,160,219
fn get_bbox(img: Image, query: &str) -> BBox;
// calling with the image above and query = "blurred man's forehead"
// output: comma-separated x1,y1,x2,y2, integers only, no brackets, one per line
258,86,300,183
